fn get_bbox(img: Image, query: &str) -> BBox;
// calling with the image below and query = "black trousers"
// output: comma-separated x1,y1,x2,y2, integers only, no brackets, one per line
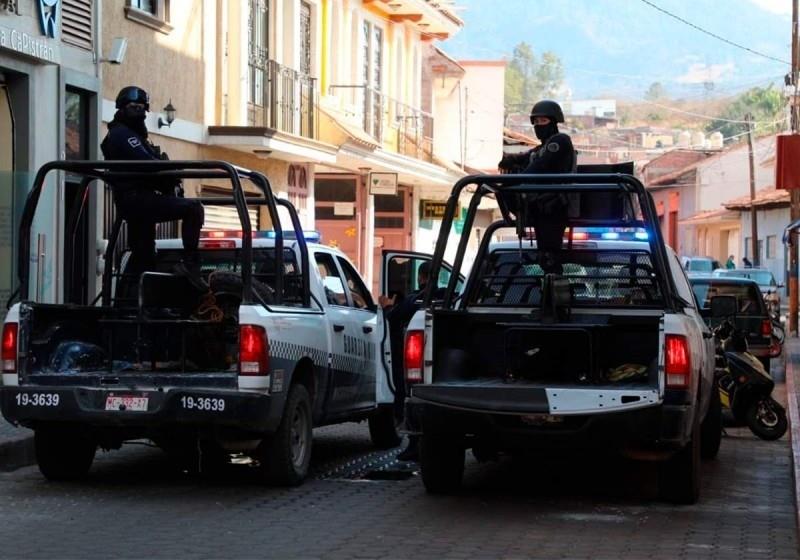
116,191,204,276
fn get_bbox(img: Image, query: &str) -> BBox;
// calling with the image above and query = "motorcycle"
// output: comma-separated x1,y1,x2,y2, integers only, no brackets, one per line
711,295,788,441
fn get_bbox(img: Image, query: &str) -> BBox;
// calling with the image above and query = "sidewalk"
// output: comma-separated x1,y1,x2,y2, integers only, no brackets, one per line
0,419,34,471
786,338,800,536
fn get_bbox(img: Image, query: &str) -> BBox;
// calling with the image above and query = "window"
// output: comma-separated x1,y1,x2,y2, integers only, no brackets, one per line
361,19,383,138
65,89,89,161
744,238,750,258
315,252,347,306
767,235,777,259
62,0,94,50
125,0,172,33
299,1,312,76
338,256,374,310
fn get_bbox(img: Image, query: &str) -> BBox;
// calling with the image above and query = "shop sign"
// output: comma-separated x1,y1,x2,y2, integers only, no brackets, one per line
368,172,397,196
420,200,448,220
334,202,355,216
0,22,59,63
37,0,60,39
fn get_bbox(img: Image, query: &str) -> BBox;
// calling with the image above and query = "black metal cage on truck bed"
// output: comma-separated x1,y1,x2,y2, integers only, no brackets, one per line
422,172,684,312
15,160,310,309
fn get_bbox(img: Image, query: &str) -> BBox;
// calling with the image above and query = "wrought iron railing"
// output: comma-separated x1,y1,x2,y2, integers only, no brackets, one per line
248,58,318,139
327,85,434,162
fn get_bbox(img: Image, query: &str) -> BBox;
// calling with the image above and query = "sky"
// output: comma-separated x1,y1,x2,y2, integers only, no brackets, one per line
441,0,793,100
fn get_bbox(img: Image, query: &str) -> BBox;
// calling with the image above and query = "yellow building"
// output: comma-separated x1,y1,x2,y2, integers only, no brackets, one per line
100,0,465,290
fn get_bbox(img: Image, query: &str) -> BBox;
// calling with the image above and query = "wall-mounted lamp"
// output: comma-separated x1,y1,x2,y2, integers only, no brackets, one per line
158,99,176,128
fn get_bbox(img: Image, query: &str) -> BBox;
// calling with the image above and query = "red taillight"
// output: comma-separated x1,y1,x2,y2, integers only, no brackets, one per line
665,334,691,389
2,323,18,373
198,240,236,249
761,319,772,337
404,330,424,383
239,325,269,375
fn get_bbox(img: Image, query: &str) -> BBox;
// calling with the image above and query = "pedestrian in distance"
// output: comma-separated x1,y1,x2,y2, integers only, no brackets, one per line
742,256,753,268
725,255,736,269
101,86,206,291
378,261,433,462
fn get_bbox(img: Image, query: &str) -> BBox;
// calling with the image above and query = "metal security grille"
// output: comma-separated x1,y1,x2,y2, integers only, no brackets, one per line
472,249,663,307
62,0,93,50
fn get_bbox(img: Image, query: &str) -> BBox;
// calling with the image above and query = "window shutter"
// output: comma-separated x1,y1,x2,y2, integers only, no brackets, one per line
62,0,94,51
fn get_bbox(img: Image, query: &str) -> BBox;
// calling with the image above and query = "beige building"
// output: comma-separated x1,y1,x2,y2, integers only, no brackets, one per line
99,0,475,293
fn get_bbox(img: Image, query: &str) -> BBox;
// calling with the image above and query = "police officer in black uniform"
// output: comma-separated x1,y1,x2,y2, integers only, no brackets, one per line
498,100,576,273
101,86,206,290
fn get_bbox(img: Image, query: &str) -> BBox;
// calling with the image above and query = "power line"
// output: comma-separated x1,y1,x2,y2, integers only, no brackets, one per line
637,0,791,66
639,98,790,124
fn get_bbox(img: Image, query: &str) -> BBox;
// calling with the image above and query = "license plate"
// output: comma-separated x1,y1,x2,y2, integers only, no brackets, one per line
105,395,149,412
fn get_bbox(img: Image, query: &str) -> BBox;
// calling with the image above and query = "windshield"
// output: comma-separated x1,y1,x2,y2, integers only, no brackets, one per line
688,259,714,272
469,248,662,307
691,282,766,316
717,269,776,287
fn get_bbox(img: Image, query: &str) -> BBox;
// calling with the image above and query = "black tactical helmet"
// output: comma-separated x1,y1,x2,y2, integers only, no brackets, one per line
115,86,150,110
530,99,564,124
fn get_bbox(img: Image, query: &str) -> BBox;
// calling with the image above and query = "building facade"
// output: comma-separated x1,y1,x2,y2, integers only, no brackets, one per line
0,0,101,318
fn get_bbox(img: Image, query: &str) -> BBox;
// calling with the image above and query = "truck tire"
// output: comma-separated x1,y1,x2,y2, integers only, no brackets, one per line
260,384,312,486
420,433,465,494
35,427,96,481
700,385,722,460
658,422,700,505
368,405,401,449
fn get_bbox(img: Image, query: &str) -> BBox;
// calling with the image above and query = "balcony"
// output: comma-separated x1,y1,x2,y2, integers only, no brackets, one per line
248,58,319,139
328,85,434,162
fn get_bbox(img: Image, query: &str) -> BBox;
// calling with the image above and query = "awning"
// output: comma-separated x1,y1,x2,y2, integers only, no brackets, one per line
207,126,339,164
723,187,789,210
678,208,740,225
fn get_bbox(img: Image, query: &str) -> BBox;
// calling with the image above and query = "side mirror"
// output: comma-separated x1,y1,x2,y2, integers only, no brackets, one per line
710,295,738,318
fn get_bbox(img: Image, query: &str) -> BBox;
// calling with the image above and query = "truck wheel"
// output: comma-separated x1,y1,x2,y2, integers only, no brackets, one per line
35,428,96,481
368,405,401,449
260,384,312,486
658,422,700,504
700,385,722,460
420,433,465,494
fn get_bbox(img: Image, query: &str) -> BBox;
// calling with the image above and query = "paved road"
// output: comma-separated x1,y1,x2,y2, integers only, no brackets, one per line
0,417,795,559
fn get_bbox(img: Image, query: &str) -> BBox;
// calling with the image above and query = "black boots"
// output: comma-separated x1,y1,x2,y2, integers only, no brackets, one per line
173,253,208,293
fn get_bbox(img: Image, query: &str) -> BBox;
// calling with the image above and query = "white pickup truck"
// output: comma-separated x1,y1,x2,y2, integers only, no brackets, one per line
0,160,397,485
394,171,720,504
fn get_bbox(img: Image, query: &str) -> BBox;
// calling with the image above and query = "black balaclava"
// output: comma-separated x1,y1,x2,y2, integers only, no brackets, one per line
534,121,559,142
108,105,148,139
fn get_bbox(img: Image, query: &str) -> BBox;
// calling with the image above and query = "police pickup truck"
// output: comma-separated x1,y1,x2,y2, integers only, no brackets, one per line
0,161,397,485
393,171,720,504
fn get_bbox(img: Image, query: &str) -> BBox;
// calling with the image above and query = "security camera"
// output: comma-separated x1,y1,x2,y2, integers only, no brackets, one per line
104,38,128,65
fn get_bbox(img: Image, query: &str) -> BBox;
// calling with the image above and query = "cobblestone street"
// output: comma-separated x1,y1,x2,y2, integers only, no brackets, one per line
0,416,795,559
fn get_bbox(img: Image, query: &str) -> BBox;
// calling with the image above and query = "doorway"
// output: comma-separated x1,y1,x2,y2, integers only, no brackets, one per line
0,78,14,318
372,186,411,294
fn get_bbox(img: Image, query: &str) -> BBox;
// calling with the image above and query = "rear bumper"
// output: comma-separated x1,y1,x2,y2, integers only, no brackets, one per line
408,385,692,452
0,385,278,433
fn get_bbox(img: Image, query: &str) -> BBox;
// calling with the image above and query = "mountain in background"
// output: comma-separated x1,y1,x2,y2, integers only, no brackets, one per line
442,0,791,101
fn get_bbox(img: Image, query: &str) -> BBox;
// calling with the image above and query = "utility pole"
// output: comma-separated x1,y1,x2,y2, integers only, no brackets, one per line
790,0,800,336
746,114,759,267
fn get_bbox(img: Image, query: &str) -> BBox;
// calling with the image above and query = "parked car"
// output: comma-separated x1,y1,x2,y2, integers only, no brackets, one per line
689,277,777,370
681,256,722,279
712,268,782,318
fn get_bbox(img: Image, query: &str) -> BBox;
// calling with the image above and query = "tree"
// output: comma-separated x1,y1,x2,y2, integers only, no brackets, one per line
706,85,786,141
504,42,565,109
645,82,667,101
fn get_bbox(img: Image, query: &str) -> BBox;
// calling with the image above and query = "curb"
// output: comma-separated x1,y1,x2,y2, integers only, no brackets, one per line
0,433,35,472
785,339,800,538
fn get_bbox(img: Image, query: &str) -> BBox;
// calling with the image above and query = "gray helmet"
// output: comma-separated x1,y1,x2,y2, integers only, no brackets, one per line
530,100,564,124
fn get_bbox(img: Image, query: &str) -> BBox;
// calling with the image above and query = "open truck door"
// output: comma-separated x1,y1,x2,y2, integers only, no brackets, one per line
381,250,465,307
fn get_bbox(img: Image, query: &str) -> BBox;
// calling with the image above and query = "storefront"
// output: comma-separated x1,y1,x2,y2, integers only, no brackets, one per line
0,0,101,316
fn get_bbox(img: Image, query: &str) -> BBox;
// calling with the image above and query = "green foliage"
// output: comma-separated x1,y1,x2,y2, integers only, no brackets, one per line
645,82,667,101
706,85,786,141
504,42,564,109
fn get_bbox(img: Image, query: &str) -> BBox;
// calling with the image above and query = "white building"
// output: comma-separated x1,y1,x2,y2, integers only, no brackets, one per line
569,99,617,118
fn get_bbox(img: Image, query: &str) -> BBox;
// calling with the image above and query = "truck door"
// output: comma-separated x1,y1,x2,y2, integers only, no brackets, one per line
335,255,378,410
313,252,356,416
380,251,464,400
